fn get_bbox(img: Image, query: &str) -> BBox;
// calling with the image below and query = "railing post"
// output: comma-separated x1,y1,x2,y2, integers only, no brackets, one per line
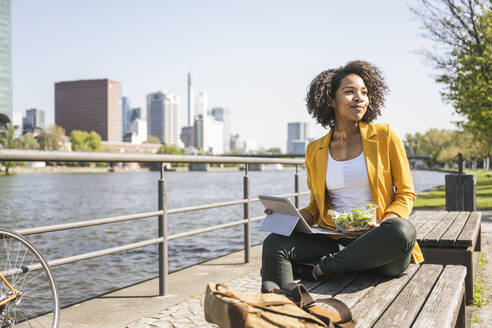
294,164,299,208
244,163,251,263
158,163,168,296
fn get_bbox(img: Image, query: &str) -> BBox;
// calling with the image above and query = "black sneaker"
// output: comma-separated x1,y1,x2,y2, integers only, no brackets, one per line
261,280,281,293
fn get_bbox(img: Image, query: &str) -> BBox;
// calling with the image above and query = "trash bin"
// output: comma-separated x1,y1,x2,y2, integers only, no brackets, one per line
445,174,476,211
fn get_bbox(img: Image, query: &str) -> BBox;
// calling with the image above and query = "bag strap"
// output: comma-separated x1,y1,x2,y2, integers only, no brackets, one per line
308,298,353,324
277,283,354,326
282,282,315,308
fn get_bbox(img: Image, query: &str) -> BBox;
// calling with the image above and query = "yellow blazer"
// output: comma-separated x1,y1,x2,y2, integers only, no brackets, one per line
302,122,424,264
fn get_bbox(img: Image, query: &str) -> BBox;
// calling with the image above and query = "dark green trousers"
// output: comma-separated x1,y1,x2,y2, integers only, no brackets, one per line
261,217,416,289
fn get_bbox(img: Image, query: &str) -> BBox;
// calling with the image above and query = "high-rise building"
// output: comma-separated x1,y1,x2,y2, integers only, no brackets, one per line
209,107,231,153
194,114,223,154
287,122,309,154
146,91,179,145
0,0,12,127
23,108,45,133
124,118,147,144
194,91,207,117
55,79,122,142
230,133,242,152
11,112,22,137
130,107,143,123
122,96,130,136
180,126,194,148
187,73,194,127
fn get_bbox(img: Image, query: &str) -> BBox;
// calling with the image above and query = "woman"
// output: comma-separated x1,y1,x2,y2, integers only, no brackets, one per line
261,61,423,289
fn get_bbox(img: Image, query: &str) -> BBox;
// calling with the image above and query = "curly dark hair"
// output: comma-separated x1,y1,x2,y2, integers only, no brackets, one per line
306,61,389,128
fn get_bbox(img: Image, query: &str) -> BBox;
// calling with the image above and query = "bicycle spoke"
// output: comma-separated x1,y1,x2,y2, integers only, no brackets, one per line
20,280,51,297
13,241,21,272
0,230,59,328
16,270,45,295
3,236,12,273
12,246,30,287
14,254,38,291
16,309,35,328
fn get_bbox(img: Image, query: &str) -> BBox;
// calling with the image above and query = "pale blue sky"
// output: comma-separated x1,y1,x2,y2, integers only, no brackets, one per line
11,0,458,150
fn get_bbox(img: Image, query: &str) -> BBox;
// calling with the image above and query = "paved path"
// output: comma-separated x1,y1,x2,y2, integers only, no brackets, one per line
126,271,261,328
57,245,263,328
126,211,492,328
472,210,492,328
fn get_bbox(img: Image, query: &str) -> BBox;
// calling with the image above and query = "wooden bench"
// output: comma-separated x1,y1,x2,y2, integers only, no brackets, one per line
303,264,467,328
409,211,482,304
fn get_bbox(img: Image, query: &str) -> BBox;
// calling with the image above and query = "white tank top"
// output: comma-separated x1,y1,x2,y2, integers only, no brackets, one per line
325,150,373,212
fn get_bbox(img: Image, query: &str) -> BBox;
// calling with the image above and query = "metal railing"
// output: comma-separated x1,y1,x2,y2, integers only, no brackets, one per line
0,149,307,295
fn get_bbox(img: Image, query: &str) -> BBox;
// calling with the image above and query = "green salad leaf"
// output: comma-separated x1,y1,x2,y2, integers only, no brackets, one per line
328,204,377,231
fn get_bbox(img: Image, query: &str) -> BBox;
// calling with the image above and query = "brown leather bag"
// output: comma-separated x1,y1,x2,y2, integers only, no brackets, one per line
204,283,357,328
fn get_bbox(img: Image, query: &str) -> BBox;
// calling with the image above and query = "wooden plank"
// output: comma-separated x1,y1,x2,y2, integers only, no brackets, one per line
420,211,460,246
350,264,419,328
439,212,471,247
456,212,482,247
408,211,436,231
308,272,358,299
372,264,443,328
415,211,447,241
412,265,467,328
332,273,383,308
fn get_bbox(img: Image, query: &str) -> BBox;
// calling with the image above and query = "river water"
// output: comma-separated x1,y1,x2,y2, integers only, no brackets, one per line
0,169,446,307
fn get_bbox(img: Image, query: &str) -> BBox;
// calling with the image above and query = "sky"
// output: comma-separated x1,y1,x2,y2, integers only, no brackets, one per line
11,0,459,151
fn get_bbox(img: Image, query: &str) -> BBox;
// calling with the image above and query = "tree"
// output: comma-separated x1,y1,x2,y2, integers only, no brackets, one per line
14,135,39,150
69,130,87,151
38,125,67,151
70,130,102,152
404,132,423,155
0,123,15,174
145,135,162,144
158,144,185,155
266,147,282,155
87,131,102,152
404,129,454,165
411,0,492,159
405,128,487,167
69,130,102,167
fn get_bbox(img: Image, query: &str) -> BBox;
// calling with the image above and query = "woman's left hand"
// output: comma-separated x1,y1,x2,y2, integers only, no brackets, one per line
342,221,380,239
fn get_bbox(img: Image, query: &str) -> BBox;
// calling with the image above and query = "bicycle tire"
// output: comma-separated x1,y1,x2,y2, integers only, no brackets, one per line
0,229,59,328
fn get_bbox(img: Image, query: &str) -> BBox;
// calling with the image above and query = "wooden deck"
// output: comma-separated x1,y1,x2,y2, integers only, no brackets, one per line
409,211,482,304
303,264,466,328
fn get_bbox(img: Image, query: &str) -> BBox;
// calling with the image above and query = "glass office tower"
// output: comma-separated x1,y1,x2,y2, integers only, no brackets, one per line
0,0,12,127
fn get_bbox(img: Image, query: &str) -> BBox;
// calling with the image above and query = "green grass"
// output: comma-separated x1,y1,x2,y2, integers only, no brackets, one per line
414,170,492,210
473,254,489,307
472,254,489,324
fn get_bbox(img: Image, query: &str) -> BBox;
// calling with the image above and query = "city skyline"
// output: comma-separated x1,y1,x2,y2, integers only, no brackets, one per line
11,1,458,151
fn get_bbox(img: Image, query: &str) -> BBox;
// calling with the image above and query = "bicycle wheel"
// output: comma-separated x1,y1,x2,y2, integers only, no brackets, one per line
0,229,59,328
